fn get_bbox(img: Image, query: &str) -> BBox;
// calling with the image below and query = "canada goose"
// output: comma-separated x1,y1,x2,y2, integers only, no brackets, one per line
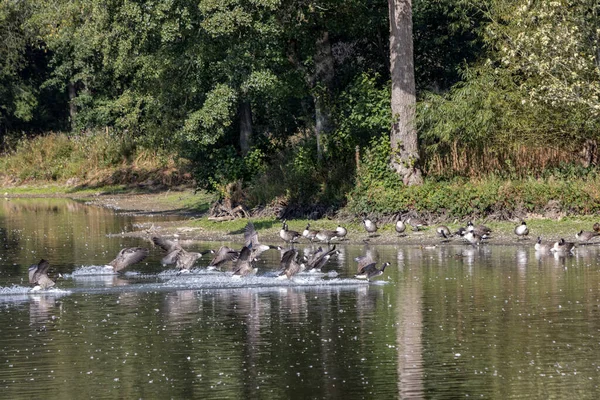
152,236,213,271
231,246,256,278
107,247,149,272
244,221,277,260
305,246,338,272
28,259,55,290
276,248,305,279
514,221,529,240
279,221,301,244
335,225,348,240
461,230,483,246
576,230,599,242
407,217,427,231
534,236,552,253
594,222,600,232
316,229,339,244
363,218,378,236
436,225,451,240
355,261,391,281
551,238,575,254
395,219,406,235
467,221,492,237
302,224,318,242
207,246,239,270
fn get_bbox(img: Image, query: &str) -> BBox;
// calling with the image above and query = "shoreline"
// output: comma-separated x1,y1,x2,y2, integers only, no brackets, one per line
4,188,600,247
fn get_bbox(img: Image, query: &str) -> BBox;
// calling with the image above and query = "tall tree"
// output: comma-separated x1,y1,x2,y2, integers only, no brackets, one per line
389,0,422,185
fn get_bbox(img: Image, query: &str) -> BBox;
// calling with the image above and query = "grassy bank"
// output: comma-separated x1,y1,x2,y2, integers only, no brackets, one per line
0,131,193,188
2,132,600,222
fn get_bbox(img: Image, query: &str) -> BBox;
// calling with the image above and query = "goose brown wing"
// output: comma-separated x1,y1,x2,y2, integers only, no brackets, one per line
152,236,181,252
33,259,51,282
355,253,375,273
244,222,259,248
210,246,239,267
279,249,298,271
232,246,252,274
110,248,149,272
357,262,377,275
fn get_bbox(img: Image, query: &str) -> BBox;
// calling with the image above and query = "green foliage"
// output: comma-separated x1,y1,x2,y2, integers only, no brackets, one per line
0,131,182,183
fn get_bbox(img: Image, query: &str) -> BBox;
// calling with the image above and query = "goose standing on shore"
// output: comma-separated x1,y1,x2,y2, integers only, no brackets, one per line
335,225,348,240
407,217,427,231
576,230,600,243
302,224,318,242
395,219,406,236
514,221,529,240
316,229,339,244
594,222,600,232
29,259,55,291
107,247,150,272
467,221,492,238
363,218,378,237
279,220,301,244
436,226,452,240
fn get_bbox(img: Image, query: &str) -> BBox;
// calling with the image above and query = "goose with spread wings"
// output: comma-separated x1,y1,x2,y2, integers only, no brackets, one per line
276,248,305,279
244,221,277,261
29,259,55,290
305,246,339,272
106,247,149,272
354,253,390,281
152,236,213,271
231,246,256,278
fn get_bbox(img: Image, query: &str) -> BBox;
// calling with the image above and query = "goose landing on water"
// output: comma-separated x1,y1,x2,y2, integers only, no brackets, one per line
29,259,55,291
152,236,213,271
354,252,390,281
355,262,390,281
231,246,257,279
276,248,305,279
105,247,149,273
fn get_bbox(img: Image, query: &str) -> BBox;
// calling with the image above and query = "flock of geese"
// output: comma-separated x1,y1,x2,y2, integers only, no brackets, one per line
364,217,600,252
26,218,600,291
27,221,384,291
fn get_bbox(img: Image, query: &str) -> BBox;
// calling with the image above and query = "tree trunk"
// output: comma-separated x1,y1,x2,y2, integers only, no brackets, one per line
313,31,335,161
239,100,252,156
389,0,423,186
68,82,77,130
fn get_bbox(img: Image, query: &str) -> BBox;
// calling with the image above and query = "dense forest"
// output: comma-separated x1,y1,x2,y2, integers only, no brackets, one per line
1,0,599,218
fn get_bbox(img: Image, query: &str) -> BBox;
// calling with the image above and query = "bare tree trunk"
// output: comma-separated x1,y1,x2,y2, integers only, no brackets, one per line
68,82,77,130
313,31,335,161
389,0,423,185
239,100,252,156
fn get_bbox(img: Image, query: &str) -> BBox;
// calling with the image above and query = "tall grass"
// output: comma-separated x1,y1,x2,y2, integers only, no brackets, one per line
0,131,191,186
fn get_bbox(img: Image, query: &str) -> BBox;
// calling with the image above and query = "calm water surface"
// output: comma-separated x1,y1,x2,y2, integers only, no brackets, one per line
1,198,600,399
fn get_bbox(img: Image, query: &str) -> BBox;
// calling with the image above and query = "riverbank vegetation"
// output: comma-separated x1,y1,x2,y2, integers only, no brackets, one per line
1,0,599,221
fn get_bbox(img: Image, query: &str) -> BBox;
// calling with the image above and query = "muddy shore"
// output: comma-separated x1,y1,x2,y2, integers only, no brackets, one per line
73,190,600,248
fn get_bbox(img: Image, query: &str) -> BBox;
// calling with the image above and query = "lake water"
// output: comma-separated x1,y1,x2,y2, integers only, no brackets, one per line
1,198,600,399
